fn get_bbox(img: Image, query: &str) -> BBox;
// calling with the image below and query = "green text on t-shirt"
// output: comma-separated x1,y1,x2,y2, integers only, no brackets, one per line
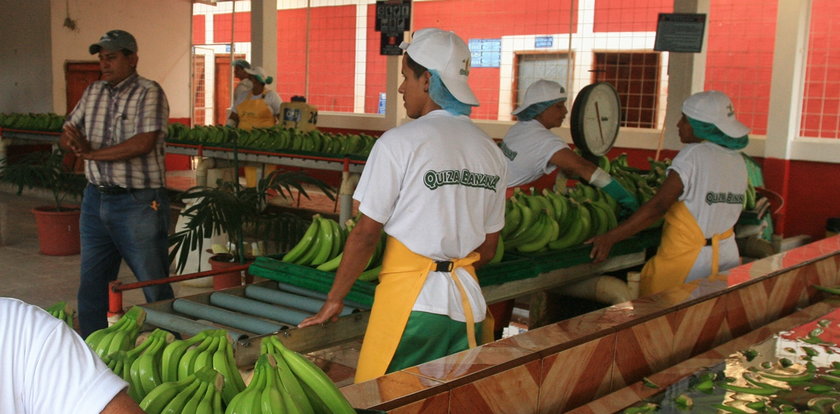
423,169,500,192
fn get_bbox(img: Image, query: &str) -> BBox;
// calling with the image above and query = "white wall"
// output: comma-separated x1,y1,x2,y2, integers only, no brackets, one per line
48,0,193,118
0,0,54,113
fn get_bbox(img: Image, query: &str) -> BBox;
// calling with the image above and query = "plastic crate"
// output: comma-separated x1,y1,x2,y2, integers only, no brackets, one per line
517,228,661,274
476,252,538,287
248,255,376,307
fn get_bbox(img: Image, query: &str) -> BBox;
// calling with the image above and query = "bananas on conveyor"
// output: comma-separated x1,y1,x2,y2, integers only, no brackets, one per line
234,335,355,414
282,214,386,281
139,366,225,414
84,306,146,359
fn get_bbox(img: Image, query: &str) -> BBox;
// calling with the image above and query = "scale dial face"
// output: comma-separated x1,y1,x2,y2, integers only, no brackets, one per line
570,82,622,157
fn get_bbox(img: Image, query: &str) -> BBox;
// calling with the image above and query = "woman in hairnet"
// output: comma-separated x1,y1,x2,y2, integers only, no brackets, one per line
590,90,749,296
501,79,639,208
228,66,281,130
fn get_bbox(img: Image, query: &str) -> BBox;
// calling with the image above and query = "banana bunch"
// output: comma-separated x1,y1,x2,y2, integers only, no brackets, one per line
44,301,74,328
282,215,344,267
159,329,246,405
139,366,225,414
240,335,355,414
85,306,146,359
121,329,176,402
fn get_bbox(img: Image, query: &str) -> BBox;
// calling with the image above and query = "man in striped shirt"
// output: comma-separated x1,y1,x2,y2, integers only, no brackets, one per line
60,30,174,338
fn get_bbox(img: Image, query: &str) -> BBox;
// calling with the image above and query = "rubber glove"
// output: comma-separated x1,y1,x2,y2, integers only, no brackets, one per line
602,179,640,212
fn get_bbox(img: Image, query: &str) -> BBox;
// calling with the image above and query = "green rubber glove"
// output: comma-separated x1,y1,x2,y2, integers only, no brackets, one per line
603,179,640,212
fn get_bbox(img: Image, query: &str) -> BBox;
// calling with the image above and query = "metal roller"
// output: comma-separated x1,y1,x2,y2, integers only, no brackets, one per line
171,299,285,335
142,306,248,342
210,292,312,325
245,285,353,316
274,282,369,310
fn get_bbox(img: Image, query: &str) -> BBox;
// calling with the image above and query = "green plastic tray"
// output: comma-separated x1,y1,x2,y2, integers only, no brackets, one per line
476,252,538,287
248,255,376,307
517,228,661,274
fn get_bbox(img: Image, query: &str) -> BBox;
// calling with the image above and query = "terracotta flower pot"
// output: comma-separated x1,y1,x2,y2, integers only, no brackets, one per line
32,206,81,256
208,253,254,290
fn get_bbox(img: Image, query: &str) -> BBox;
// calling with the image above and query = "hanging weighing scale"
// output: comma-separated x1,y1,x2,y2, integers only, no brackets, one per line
570,82,622,164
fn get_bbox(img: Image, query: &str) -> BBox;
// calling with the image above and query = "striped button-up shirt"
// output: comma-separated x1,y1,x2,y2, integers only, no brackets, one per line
65,73,169,189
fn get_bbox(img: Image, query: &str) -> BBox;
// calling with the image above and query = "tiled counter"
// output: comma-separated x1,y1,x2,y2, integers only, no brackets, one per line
339,235,840,413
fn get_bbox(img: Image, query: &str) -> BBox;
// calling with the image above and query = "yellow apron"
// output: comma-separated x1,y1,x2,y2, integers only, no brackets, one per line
354,236,495,383
639,201,734,296
236,94,276,130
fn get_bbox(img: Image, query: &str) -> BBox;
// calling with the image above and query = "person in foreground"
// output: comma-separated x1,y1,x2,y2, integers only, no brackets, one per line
502,79,639,212
298,28,507,383
60,29,174,338
0,297,144,413
589,90,749,296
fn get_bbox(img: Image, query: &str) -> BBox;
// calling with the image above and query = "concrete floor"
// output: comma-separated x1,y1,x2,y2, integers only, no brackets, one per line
0,183,212,313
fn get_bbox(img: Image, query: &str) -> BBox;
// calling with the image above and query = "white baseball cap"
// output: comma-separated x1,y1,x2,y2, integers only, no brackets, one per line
512,79,567,115
682,90,750,138
244,66,273,85
399,28,479,106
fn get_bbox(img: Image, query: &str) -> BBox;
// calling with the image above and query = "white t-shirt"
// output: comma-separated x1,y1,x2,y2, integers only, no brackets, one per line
0,298,127,414
355,110,507,322
668,141,748,282
501,119,570,187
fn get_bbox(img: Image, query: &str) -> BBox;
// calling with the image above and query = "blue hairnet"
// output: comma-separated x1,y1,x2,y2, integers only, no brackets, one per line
516,99,563,121
686,117,748,150
428,70,475,116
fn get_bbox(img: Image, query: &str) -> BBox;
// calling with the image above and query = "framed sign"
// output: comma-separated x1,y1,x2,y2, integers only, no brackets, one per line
654,13,707,53
376,0,411,55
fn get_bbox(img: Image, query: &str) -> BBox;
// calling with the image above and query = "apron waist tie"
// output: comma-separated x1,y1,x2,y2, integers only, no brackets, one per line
708,228,734,276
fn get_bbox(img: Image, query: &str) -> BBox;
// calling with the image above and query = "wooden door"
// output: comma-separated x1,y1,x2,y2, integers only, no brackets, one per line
213,54,245,126
65,62,101,114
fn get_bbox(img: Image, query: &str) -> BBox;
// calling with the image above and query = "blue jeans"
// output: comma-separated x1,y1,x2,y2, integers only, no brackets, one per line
77,184,174,337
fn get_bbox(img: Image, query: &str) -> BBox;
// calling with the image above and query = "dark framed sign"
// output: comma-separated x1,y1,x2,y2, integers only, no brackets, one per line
376,0,411,55
654,13,707,53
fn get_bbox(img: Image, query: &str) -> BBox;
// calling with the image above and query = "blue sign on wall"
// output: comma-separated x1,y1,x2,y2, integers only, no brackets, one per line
468,38,501,68
535,36,553,48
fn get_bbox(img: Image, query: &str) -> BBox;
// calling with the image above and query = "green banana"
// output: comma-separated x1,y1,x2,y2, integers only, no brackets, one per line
295,218,326,266
516,211,554,253
282,215,321,264
262,355,290,413
507,198,533,239
310,217,337,266
180,380,209,414
543,189,568,223
139,376,194,414
315,251,343,272
504,205,544,249
358,264,381,282
328,218,342,260
273,336,356,413
45,301,74,327
548,205,583,250
212,335,245,405
266,337,315,414
501,199,522,239
226,355,268,414
86,306,145,359
488,236,504,264
160,376,203,414
160,334,203,383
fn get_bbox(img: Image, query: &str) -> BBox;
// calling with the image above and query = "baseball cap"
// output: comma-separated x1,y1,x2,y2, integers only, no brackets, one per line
512,79,567,115
244,66,273,85
89,30,138,54
399,28,478,106
682,91,750,138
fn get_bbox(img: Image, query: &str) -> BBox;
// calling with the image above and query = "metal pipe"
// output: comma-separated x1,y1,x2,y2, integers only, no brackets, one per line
166,142,366,165
275,282,369,310
142,306,248,342
244,285,352,316
210,292,311,325
171,299,285,335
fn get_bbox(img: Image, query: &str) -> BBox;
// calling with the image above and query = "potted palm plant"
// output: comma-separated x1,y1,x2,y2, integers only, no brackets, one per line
168,167,335,289
0,148,87,255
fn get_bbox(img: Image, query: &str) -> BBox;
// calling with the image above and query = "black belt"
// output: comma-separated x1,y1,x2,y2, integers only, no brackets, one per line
434,260,454,272
94,184,131,195
705,238,712,246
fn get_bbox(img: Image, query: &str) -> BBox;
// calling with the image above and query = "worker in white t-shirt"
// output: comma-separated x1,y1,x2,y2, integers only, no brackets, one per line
298,28,507,383
491,79,638,339
225,59,254,127
228,66,282,130
590,91,749,296
0,297,143,414
502,79,639,209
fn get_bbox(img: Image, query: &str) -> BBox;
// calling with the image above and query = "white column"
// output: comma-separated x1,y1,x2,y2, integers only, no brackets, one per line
765,0,810,160
354,3,368,113
251,0,278,78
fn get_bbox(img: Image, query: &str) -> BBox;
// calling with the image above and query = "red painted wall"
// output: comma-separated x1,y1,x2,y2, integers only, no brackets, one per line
593,0,672,33
214,12,251,43
192,15,205,45
785,160,840,238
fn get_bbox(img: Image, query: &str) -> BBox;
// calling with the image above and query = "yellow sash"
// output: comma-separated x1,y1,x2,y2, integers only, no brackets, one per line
236,94,276,130
639,201,733,296
354,236,494,383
